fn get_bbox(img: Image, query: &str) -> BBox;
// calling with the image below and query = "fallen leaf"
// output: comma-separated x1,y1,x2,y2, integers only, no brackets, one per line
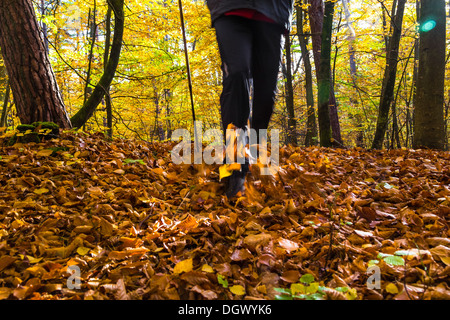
173,258,193,274
278,238,299,253
385,283,399,294
230,285,246,296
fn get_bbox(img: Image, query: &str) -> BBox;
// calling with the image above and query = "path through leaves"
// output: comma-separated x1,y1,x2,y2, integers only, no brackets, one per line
0,131,449,300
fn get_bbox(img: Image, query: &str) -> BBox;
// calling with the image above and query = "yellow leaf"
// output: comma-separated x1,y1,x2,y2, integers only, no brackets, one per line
36,149,54,157
173,258,193,274
219,163,241,181
291,283,306,295
346,288,358,300
34,188,49,195
219,164,232,180
152,167,164,175
230,285,246,296
260,206,271,215
19,255,42,264
441,257,450,266
201,264,214,273
386,283,399,294
305,282,319,294
0,287,11,299
11,219,25,229
77,247,90,256
256,284,267,294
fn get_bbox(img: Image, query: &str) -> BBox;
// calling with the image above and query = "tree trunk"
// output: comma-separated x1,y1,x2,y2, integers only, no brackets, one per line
284,34,298,146
70,0,124,129
371,0,406,149
84,3,97,107
309,0,342,146
297,4,318,147
104,6,113,139
1,80,10,127
316,0,335,147
342,0,364,147
413,0,446,149
0,0,71,128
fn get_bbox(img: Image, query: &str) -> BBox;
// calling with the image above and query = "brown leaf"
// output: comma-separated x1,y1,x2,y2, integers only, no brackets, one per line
0,256,16,272
230,248,254,261
280,270,300,283
356,206,378,222
243,233,272,251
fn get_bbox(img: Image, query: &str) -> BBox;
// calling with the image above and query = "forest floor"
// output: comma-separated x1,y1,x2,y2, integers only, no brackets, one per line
0,130,449,300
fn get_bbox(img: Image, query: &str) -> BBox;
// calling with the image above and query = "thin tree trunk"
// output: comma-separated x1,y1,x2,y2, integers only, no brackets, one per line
297,3,318,146
104,6,113,139
284,34,298,146
0,0,71,128
71,0,124,129
413,0,446,149
309,0,342,146
342,0,364,147
371,0,406,149
317,0,335,147
84,3,97,107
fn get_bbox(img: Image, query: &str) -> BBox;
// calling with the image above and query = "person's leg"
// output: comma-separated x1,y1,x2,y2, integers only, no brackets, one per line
250,21,284,134
213,16,253,134
213,16,254,198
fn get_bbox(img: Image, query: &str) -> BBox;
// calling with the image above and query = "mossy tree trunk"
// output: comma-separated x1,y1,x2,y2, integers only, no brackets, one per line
413,0,446,150
316,0,335,147
297,3,318,147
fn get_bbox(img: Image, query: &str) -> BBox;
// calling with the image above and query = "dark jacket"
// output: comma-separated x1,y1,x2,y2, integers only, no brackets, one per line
206,0,294,31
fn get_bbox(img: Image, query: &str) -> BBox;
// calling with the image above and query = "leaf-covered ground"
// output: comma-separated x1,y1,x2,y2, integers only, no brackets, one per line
0,131,449,300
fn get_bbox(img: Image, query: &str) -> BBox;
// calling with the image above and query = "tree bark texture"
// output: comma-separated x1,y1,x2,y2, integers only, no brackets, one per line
70,0,124,129
104,6,113,139
371,0,406,149
284,34,298,146
316,0,335,147
297,4,318,146
413,0,446,150
0,0,72,128
309,0,342,146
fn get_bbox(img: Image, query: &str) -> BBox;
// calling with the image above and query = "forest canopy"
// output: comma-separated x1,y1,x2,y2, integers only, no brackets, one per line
0,0,448,150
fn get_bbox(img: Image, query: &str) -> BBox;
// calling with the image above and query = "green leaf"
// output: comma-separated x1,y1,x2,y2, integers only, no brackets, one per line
368,259,379,267
300,273,315,284
124,158,145,165
305,292,326,300
217,274,228,288
275,294,294,300
383,255,405,266
377,252,391,259
274,287,292,295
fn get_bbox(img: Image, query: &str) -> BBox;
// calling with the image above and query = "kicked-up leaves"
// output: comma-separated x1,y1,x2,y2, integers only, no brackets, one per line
0,131,449,300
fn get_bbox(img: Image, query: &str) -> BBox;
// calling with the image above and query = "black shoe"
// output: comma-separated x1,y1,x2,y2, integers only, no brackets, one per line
225,162,249,199
225,170,246,199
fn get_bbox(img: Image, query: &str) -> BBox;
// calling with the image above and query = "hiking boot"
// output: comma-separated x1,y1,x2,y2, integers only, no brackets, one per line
225,162,249,199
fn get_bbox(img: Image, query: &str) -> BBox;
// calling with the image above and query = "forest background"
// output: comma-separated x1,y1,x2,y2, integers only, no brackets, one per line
0,0,449,151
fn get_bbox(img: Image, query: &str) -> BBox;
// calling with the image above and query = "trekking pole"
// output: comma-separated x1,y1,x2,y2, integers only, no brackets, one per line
177,0,200,154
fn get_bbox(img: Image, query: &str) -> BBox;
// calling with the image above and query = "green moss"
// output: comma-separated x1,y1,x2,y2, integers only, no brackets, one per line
16,124,36,132
32,121,60,130
8,122,60,145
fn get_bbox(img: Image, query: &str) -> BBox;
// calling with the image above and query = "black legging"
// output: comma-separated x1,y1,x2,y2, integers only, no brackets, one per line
213,15,284,138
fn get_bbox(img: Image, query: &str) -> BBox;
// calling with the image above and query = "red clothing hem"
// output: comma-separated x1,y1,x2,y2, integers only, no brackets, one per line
224,8,276,24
